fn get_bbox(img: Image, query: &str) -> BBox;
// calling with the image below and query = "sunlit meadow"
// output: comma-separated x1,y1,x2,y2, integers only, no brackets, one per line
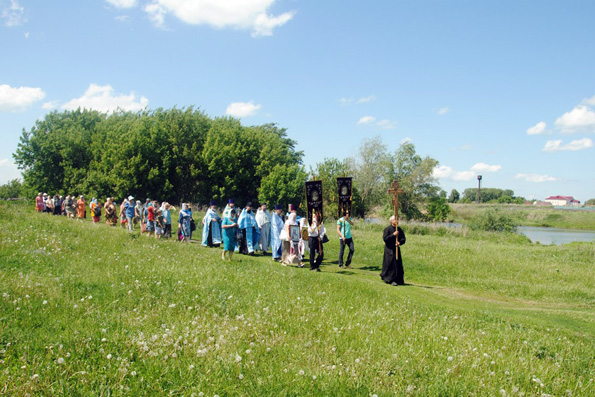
0,202,593,395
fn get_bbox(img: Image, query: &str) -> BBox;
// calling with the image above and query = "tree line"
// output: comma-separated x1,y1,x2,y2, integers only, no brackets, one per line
11,107,556,219
13,108,305,210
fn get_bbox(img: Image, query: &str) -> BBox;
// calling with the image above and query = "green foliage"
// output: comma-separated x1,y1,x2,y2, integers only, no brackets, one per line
0,179,29,199
258,163,307,211
463,187,521,203
387,141,440,220
309,157,364,219
13,109,302,205
586,198,595,206
448,188,460,203
468,208,518,232
426,196,451,221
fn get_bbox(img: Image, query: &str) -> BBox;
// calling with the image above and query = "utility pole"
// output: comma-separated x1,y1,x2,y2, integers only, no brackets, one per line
477,175,482,204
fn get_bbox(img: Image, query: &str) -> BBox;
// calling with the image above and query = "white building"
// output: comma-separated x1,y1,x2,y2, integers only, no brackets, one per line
544,195,580,206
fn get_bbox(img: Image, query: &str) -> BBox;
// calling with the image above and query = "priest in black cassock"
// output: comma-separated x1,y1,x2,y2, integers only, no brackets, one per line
381,215,407,286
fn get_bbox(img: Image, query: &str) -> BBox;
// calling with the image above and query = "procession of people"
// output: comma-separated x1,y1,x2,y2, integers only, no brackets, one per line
33,178,409,286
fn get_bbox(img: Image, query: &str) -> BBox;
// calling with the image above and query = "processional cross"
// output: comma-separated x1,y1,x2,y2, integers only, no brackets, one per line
387,180,403,226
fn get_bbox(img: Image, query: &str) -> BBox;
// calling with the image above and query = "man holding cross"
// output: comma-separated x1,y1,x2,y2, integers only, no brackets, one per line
382,181,407,286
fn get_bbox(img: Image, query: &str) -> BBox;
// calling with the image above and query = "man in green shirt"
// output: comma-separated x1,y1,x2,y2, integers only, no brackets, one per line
337,210,355,268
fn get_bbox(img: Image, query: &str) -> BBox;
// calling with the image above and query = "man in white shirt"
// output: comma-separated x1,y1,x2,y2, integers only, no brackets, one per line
255,203,271,254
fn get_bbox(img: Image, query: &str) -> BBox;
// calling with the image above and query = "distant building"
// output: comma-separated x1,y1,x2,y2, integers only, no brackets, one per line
533,200,552,206
544,195,581,206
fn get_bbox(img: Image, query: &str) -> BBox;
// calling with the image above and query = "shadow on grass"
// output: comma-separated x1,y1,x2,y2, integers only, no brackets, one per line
359,266,381,271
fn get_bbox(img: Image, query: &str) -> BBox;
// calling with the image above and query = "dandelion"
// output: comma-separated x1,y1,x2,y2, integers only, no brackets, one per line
447,356,453,362
107,354,112,360
246,349,251,354
131,371,137,376
42,300,47,305
312,375,317,380
299,370,305,375
235,354,242,363
57,357,65,365
189,364,195,370
31,374,39,380
88,295,92,300
355,358,360,363
239,374,244,380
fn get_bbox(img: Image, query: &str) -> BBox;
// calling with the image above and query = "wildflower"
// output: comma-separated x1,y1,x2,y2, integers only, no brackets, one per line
42,300,47,305
447,356,453,362
57,357,65,365
107,354,112,360
239,374,244,380
312,375,317,380
235,355,242,363
299,370,305,375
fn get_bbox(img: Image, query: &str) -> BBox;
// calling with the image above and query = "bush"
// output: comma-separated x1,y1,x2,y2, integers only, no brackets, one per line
468,208,518,232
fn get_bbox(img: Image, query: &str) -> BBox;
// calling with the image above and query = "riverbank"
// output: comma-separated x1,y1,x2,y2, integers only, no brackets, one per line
450,203,595,230
1,202,593,395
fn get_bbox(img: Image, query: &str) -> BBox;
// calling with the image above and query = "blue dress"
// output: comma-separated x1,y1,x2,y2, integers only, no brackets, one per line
222,217,238,251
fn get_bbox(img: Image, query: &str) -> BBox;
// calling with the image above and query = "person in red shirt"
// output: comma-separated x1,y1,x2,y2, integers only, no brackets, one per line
146,200,156,237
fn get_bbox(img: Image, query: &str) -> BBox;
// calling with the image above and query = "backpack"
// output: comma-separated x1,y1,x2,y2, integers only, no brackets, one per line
93,206,101,217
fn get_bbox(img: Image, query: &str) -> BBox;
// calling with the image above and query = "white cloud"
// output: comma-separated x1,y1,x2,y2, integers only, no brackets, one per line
581,95,595,106
252,10,295,37
143,0,295,37
144,2,167,29
226,101,261,117
515,173,558,183
42,100,60,110
0,158,22,184
432,165,475,181
527,121,548,135
376,119,397,129
471,162,502,173
437,107,449,115
341,95,376,105
62,84,148,113
357,116,375,125
105,0,137,8
400,137,412,145
2,0,26,27
0,84,46,111
554,105,595,133
432,165,453,179
543,138,593,152
356,95,376,104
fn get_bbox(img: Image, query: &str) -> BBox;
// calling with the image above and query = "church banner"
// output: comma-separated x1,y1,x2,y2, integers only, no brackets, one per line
305,180,323,225
337,177,352,218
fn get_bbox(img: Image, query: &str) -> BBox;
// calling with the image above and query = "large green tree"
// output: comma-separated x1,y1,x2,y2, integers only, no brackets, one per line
387,141,440,220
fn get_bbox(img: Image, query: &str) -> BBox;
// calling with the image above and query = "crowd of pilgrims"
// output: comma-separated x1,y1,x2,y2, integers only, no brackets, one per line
34,192,406,282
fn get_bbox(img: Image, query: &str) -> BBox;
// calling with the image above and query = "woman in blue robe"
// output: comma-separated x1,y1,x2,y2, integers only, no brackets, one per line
202,201,222,247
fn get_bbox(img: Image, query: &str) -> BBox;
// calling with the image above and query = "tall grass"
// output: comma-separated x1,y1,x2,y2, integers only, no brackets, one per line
0,202,593,395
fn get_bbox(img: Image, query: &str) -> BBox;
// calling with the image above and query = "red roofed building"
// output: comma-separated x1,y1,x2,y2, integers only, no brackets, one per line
544,196,581,206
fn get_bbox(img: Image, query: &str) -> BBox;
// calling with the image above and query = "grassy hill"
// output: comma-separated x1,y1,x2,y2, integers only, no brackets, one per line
0,202,593,395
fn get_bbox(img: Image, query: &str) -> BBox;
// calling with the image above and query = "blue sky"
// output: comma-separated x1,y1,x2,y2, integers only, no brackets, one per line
1,0,594,202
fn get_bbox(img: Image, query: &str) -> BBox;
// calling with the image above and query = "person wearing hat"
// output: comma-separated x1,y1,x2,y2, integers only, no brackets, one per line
222,198,235,218
270,204,284,261
238,202,260,255
124,196,136,231
202,200,222,247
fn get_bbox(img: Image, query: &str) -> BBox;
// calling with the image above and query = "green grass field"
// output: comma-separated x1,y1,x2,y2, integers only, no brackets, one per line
1,202,593,395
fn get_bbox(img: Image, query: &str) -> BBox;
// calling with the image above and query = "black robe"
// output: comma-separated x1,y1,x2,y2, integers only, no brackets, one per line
381,225,406,285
